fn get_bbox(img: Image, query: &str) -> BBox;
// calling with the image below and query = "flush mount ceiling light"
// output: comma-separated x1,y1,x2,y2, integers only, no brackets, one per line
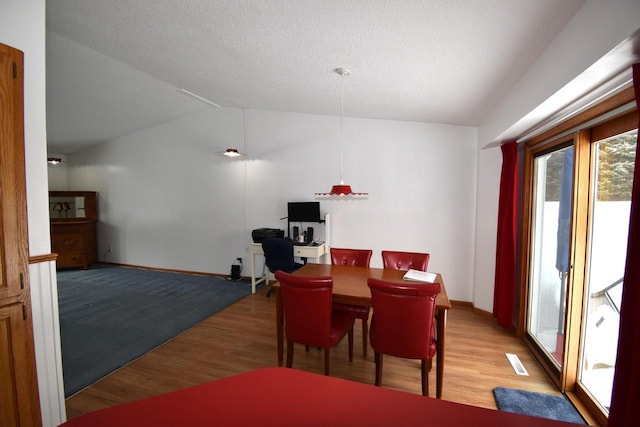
316,68,368,197
217,147,245,158
47,157,63,165
217,109,249,159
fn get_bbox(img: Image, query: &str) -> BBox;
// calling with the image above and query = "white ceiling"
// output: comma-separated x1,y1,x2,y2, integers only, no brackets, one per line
46,0,585,154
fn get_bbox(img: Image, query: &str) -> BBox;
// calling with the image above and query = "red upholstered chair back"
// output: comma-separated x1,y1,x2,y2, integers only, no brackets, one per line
368,278,441,360
381,251,430,272
275,270,334,348
330,248,373,267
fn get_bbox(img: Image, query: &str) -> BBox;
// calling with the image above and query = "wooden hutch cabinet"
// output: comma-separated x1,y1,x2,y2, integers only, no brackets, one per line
0,43,42,426
49,191,98,269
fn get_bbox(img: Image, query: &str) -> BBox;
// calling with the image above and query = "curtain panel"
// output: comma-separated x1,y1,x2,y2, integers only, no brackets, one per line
608,63,640,427
493,141,518,328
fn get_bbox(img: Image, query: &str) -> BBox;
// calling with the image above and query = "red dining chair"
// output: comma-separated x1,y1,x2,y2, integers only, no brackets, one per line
381,250,430,272
330,247,373,267
367,277,441,396
329,247,373,357
275,270,355,376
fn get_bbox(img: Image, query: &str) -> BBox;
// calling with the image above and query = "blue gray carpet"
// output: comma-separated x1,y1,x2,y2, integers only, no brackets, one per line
57,264,250,397
493,387,585,424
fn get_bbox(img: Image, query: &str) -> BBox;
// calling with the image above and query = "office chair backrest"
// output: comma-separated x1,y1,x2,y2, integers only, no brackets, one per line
330,247,373,267
368,278,441,359
262,238,296,273
275,270,334,348
381,251,430,272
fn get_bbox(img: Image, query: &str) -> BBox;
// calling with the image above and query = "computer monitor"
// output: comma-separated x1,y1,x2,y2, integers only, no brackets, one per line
287,202,321,223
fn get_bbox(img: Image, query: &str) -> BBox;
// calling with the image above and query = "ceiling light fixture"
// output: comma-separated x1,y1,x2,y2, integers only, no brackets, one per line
47,157,63,165
217,109,249,159
316,68,368,197
217,147,244,158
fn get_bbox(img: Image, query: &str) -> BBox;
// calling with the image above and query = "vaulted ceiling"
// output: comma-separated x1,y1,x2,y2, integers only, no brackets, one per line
46,0,585,153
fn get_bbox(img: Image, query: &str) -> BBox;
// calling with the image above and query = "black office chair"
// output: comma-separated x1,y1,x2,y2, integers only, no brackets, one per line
262,238,304,297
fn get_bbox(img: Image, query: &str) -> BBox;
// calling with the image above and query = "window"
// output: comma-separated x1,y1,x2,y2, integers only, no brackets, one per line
519,87,637,425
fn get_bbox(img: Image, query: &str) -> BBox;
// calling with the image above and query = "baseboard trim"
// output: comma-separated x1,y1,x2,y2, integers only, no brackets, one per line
98,261,234,280
450,300,494,318
450,299,473,308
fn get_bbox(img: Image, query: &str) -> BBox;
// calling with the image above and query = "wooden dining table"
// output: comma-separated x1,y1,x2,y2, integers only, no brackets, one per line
273,263,452,399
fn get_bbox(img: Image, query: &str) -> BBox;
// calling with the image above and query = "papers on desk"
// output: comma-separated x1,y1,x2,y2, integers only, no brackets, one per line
403,269,437,283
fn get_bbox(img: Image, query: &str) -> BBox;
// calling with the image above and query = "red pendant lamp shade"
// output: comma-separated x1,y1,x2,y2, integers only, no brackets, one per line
315,184,368,196
316,68,368,197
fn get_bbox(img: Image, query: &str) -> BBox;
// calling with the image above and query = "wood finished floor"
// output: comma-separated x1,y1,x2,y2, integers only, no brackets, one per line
65,284,559,420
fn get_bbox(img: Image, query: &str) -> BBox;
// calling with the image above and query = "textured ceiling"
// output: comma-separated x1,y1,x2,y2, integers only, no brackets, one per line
46,0,585,153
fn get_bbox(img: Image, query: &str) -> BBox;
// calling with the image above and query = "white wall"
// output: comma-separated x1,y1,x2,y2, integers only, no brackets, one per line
1,1,66,426
47,153,69,189
472,0,640,313
1,0,50,254
472,145,502,312
69,108,478,302
47,163,69,189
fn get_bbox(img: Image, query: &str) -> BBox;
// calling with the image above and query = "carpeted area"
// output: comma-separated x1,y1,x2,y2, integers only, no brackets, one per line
493,387,585,424
57,264,250,397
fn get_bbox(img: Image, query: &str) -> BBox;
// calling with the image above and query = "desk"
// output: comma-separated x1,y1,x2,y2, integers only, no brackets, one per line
249,242,327,293
60,368,577,427
274,263,451,398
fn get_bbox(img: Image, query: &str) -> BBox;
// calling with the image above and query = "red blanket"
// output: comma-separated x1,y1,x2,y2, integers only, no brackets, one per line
61,367,578,426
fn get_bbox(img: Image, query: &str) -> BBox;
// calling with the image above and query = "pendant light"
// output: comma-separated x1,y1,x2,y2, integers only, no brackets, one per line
315,68,368,196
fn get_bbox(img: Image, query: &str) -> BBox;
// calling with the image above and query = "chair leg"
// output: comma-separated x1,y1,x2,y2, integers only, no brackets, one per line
374,352,383,386
324,348,331,376
348,326,354,362
361,318,368,358
421,359,429,397
286,341,294,368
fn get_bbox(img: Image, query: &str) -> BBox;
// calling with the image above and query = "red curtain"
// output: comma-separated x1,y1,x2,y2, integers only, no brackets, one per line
608,63,640,427
493,142,518,328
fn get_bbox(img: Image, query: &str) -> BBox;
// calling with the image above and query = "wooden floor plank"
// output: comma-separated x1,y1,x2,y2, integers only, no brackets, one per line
65,285,558,420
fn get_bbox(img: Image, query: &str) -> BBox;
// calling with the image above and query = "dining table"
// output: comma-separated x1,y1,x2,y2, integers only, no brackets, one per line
273,263,451,399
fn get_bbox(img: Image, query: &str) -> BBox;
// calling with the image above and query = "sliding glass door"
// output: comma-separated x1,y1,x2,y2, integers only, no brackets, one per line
579,129,636,412
527,144,573,370
520,92,637,424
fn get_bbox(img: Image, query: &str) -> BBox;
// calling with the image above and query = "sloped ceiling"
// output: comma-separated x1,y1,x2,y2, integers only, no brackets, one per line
46,0,585,153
